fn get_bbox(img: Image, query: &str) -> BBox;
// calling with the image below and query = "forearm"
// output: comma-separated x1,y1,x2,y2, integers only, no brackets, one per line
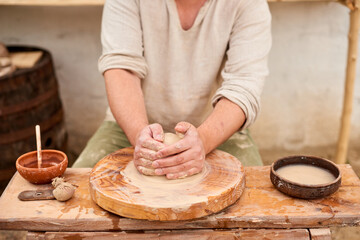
197,98,246,154
104,69,148,145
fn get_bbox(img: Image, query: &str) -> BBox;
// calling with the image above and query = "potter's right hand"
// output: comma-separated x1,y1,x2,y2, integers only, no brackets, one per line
133,123,165,175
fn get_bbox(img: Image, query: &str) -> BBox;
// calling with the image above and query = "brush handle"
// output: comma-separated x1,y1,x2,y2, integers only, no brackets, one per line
35,125,42,168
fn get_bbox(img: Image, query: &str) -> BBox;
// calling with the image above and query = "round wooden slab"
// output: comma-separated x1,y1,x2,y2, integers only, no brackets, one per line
89,147,245,221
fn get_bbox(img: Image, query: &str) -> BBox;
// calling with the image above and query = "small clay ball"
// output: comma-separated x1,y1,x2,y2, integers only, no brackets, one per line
163,132,183,145
53,182,75,202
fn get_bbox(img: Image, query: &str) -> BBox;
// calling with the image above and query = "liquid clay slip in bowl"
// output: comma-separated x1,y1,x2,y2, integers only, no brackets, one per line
270,155,341,199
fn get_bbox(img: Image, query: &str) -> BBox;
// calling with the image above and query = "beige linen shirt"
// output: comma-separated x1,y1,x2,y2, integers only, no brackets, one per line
99,0,271,132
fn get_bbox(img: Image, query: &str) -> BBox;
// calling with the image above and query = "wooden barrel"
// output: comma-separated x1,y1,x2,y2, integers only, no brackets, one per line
0,46,67,186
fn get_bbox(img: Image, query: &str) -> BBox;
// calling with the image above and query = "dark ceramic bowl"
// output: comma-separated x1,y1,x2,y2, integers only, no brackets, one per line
270,156,341,199
16,150,68,184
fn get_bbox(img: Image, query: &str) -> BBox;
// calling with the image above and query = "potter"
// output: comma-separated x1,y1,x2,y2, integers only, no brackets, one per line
72,0,271,175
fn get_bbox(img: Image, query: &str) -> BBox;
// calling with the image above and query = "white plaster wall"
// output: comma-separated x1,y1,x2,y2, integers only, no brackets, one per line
256,2,360,151
0,2,359,157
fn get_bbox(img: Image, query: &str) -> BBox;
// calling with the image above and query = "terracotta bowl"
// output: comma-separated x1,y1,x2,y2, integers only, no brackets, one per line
270,156,341,199
16,150,68,184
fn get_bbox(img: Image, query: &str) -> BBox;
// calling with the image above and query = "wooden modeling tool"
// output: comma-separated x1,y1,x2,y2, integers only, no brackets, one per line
18,189,55,201
35,125,42,169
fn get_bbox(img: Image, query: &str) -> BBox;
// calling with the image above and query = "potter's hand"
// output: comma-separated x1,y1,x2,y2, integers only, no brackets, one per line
152,122,206,179
133,123,165,175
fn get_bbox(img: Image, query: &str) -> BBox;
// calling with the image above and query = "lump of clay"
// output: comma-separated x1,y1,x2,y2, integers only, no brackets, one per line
52,177,76,202
163,132,183,145
139,132,183,176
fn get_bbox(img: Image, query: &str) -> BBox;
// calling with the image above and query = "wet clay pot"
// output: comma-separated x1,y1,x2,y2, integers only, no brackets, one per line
16,149,68,184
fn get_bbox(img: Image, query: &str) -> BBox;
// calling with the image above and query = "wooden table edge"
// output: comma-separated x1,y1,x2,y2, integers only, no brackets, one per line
25,228,332,240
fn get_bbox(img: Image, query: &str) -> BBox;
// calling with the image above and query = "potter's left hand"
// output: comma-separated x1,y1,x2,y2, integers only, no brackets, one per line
152,122,206,179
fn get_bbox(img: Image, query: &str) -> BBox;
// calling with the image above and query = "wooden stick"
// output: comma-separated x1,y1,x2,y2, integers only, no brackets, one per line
35,125,42,168
335,4,360,164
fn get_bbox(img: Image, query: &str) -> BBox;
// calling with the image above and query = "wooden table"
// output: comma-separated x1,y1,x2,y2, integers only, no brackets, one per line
0,165,360,239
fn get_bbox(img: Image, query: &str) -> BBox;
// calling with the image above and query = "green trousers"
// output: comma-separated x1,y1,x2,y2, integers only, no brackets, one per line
72,121,263,168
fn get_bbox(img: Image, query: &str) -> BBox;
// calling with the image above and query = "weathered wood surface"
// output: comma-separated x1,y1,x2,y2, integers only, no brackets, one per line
89,148,245,221
27,229,312,240
309,228,332,240
0,163,359,231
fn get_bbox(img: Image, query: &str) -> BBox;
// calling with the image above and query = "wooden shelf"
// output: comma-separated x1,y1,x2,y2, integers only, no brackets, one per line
0,0,344,6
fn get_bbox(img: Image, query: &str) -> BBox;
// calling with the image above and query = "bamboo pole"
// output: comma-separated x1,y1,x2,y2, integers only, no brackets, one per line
335,1,360,164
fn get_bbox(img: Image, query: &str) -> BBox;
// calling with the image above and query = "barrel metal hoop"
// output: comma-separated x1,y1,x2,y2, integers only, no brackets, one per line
0,87,59,117
0,109,64,144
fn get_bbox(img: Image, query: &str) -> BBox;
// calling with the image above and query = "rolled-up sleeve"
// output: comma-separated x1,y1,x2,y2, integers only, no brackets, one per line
212,0,272,129
98,0,148,79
